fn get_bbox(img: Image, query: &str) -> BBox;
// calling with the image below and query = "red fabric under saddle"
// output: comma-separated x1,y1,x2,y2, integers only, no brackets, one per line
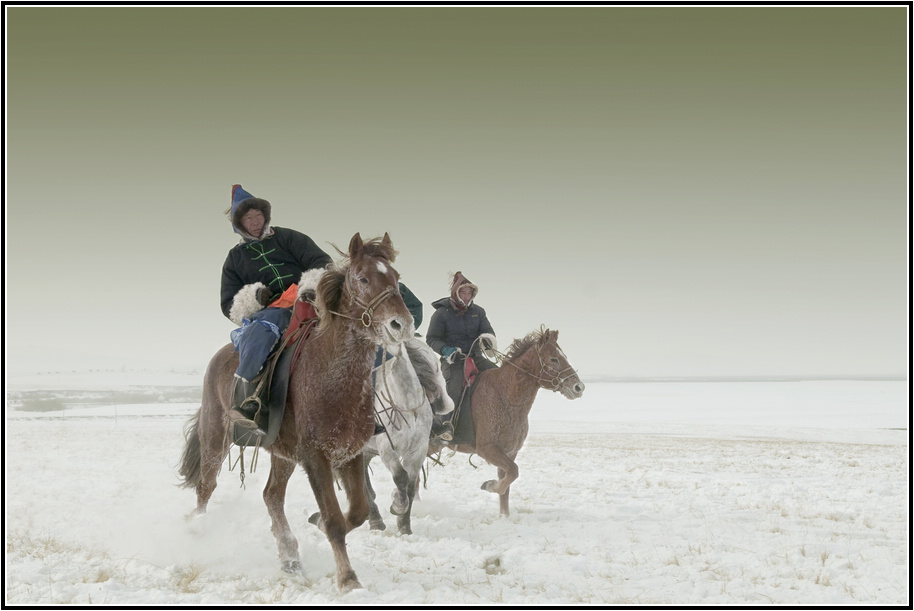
463,355,479,388
283,298,317,343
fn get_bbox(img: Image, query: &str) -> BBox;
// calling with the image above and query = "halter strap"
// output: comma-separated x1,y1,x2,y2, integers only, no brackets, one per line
329,284,398,328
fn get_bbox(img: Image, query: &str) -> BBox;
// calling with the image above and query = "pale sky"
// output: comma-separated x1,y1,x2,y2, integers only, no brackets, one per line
5,6,909,379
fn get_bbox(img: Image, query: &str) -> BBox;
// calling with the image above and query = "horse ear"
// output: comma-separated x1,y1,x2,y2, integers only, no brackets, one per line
349,232,364,257
381,232,392,248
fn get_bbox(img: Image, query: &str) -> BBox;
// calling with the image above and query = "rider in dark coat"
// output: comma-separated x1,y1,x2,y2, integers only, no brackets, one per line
222,184,332,436
426,271,498,415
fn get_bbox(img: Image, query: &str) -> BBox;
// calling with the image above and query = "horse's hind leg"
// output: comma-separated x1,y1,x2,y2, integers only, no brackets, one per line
193,404,231,516
364,455,387,531
496,468,510,517
263,454,301,573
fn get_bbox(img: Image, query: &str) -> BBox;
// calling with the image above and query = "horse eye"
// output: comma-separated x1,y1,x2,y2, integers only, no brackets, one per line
550,357,559,364
359,277,369,284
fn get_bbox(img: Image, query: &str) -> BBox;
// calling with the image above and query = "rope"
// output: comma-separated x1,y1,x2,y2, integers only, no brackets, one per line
371,347,426,450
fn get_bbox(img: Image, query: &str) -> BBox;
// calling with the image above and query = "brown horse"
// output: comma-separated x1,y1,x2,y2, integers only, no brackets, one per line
178,232,413,593
441,327,584,517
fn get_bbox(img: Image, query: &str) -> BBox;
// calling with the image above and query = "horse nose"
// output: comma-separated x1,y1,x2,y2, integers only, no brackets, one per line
573,382,585,396
384,316,411,343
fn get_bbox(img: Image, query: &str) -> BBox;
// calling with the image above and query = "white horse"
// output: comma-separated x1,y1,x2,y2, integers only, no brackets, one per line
363,337,454,535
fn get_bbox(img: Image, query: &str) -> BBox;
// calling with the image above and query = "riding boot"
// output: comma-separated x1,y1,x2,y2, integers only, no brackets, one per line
230,378,265,438
430,414,453,444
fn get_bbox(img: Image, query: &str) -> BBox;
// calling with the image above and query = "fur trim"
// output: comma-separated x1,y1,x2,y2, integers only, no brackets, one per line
297,267,327,301
449,271,477,312
478,333,498,356
235,225,273,244
229,282,267,326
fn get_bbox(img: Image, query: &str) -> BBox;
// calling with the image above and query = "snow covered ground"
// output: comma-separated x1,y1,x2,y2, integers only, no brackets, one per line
4,372,909,605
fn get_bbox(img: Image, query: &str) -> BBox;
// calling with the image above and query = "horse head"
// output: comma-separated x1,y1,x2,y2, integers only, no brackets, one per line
536,329,585,399
503,327,586,400
315,232,414,347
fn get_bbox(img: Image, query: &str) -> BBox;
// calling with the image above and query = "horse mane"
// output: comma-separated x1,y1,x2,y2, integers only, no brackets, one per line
404,341,442,394
314,265,346,331
504,326,557,362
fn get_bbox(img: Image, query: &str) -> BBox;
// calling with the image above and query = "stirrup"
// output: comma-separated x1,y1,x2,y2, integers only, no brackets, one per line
432,421,453,443
233,417,262,431
230,397,265,436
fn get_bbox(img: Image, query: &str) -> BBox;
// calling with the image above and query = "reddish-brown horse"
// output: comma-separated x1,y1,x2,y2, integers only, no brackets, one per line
179,232,413,593
441,327,584,517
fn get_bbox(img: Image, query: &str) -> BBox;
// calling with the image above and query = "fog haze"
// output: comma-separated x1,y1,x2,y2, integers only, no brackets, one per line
4,6,909,379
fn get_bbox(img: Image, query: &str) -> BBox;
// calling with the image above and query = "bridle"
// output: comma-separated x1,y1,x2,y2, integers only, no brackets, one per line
329,279,399,328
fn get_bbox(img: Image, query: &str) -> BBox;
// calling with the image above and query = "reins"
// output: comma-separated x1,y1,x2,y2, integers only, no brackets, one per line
372,347,426,449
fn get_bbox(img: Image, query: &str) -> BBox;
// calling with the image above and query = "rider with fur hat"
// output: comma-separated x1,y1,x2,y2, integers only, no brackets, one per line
222,184,332,437
426,271,498,418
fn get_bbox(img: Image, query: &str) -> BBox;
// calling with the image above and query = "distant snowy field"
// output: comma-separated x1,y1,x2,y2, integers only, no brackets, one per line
4,371,909,605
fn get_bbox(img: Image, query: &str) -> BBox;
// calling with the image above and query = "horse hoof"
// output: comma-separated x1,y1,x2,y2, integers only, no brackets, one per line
389,503,407,516
308,512,323,528
369,519,387,531
339,574,362,594
185,509,206,521
281,560,302,574
481,480,497,493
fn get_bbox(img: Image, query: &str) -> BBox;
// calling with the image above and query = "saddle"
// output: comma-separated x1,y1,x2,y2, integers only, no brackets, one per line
232,299,318,448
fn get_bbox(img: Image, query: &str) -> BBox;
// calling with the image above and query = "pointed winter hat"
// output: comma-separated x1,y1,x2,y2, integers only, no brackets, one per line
228,184,271,235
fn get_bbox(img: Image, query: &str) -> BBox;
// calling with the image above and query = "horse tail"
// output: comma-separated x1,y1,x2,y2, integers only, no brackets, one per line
177,409,203,489
405,339,454,415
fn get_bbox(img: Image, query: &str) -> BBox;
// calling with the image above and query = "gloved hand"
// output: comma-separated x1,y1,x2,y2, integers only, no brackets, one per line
442,346,462,364
255,286,274,306
478,333,498,359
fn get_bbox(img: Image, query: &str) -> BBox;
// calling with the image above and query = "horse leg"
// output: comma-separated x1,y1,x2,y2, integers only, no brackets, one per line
363,454,387,531
475,444,519,517
337,454,370,532
263,454,301,573
303,451,362,593
392,443,427,535
379,451,411,517
192,404,230,516
496,467,510,517
394,473,417,535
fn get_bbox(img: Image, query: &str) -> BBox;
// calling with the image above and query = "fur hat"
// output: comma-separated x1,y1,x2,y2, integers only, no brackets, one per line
449,271,478,314
229,184,272,237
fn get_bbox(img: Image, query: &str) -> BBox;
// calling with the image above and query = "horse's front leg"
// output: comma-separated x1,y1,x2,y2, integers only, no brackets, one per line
475,444,518,517
395,473,417,535
303,451,361,593
263,454,301,573
363,453,387,531
337,454,370,532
